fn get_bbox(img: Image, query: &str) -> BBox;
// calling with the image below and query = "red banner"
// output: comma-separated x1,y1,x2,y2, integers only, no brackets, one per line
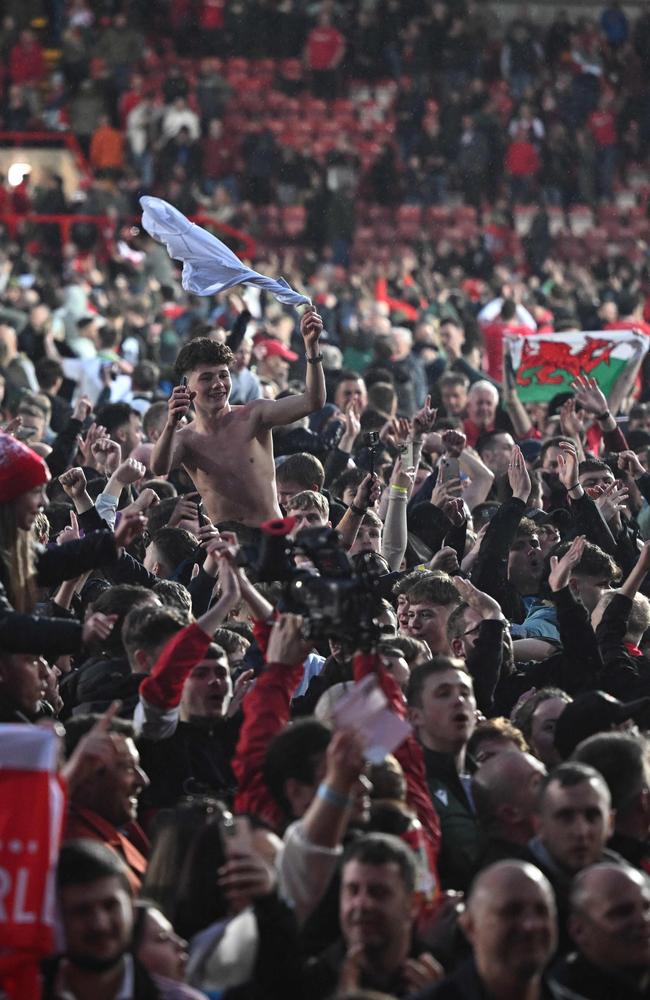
0,726,66,1000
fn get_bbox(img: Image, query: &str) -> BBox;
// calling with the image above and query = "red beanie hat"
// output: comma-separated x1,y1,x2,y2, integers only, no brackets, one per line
0,433,50,504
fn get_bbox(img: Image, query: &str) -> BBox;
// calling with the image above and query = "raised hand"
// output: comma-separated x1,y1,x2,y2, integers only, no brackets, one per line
325,728,366,792
60,700,122,790
442,497,466,526
380,417,411,450
570,374,609,417
559,397,586,440
441,428,466,458
168,492,201,530
340,402,361,448
167,381,195,425
114,511,148,549
508,445,531,502
227,669,255,718
556,442,580,491
300,306,323,350
430,477,460,509
123,487,160,515
57,510,81,546
72,395,93,423
92,437,122,475
618,449,645,480
548,535,586,592
353,472,381,512
453,575,503,618
413,395,437,438
390,455,415,492
266,612,311,666
78,422,108,467
82,612,118,646
595,480,629,523
215,551,242,608
115,457,146,486
429,545,460,574
218,852,276,912
59,466,88,500
195,521,220,546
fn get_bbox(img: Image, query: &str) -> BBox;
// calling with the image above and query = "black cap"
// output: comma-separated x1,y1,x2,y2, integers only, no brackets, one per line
554,690,650,759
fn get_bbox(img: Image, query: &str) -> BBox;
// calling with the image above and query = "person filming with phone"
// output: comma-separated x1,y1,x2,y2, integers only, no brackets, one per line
150,308,326,531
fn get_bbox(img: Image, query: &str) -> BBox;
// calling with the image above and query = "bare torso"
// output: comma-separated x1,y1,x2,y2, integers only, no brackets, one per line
176,404,281,527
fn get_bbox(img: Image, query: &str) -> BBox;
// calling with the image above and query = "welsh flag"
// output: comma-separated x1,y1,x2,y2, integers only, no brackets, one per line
505,329,649,402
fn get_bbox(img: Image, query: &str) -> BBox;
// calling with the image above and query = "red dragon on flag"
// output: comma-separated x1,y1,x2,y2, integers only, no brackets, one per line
516,337,615,387
504,329,648,403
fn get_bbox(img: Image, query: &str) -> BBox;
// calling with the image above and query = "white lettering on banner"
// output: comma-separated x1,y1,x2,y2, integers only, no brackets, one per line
0,867,9,919
0,867,37,923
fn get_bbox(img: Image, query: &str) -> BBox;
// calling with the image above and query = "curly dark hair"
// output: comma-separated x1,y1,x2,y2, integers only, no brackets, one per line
174,337,234,381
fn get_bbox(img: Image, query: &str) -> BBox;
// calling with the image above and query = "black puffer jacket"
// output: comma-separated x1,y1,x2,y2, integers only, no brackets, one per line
0,530,118,655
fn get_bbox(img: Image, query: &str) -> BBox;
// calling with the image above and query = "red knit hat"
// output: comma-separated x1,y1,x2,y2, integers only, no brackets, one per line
0,433,50,503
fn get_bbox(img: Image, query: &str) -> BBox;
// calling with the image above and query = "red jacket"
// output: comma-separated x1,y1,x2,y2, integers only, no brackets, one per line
232,657,304,831
9,40,46,84
505,140,540,177
64,805,149,892
140,622,212,709
352,651,441,889
482,320,530,382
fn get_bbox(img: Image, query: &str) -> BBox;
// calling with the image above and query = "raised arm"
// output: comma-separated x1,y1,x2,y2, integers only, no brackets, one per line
254,308,326,429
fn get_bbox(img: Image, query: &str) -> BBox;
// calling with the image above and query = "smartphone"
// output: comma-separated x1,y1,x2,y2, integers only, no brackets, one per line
220,813,253,858
438,455,460,484
364,431,379,476
196,496,208,526
176,375,188,423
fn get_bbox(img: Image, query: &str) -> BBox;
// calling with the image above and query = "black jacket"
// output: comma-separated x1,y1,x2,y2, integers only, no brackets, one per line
550,950,650,999
304,935,432,1000
595,592,650,700
413,957,565,999
41,955,163,1000
0,531,118,656
471,495,528,624
492,586,604,716
138,715,241,813
422,746,481,892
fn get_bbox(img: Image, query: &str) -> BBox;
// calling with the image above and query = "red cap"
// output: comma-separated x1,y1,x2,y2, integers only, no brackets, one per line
0,434,50,503
255,339,298,362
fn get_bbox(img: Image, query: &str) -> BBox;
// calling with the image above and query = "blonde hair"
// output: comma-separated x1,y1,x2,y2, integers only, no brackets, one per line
0,503,37,612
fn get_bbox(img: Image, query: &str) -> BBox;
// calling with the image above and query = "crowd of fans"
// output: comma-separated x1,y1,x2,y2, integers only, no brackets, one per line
2,0,650,266
4,2,650,1000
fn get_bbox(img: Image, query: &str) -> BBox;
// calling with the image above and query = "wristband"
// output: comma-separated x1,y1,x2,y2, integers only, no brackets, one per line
306,354,324,365
317,783,353,809
595,410,610,421
566,483,581,491
350,502,367,516
390,485,408,495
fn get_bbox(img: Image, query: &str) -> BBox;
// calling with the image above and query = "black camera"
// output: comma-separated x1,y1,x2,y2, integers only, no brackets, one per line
251,520,386,648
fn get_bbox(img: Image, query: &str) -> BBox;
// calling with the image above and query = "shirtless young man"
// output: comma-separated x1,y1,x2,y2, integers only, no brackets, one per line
150,308,325,527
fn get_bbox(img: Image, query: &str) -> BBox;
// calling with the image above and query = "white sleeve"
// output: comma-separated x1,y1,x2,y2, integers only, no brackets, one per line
61,358,85,382
277,820,342,925
95,492,119,528
133,696,180,741
515,304,537,330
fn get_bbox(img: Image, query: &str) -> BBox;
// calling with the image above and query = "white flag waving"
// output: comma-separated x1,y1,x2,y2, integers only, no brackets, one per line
140,197,311,308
